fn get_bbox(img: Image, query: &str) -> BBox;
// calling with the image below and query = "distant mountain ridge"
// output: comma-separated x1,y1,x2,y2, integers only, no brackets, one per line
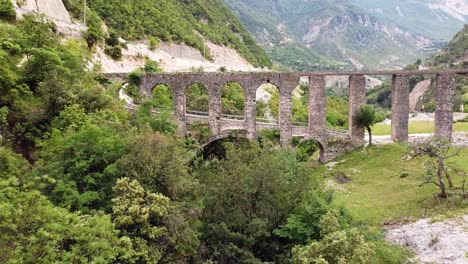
350,0,468,41
224,0,466,71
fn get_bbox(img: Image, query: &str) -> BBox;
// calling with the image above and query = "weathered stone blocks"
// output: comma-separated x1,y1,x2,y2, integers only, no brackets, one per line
348,75,367,145
435,74,456,141
391,75,410,142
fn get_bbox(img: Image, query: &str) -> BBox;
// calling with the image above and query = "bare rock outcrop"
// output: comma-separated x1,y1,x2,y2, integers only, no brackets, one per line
14,0,71,23
409,79,432,112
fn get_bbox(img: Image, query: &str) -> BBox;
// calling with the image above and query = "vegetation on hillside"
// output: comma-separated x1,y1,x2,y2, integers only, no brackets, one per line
1,7,466,264
428,24,468,67
63,0,271,68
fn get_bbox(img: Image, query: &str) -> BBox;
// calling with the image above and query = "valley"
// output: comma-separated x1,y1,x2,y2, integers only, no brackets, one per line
0,0,467,263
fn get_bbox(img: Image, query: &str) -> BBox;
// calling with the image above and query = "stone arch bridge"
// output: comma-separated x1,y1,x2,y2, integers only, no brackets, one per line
106,69,468,162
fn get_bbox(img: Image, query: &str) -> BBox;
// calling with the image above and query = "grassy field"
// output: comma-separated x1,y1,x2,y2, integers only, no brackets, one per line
310,144,468,225
373,121,468,136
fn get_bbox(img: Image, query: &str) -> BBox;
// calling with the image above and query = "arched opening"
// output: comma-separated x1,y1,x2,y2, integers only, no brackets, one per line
186,83,209,113
292,137,325,163
326,76,349,130
186,83,210,141
256,83,280,144
152,84,173,109
201,136,250,160
221,82,245,116
292,81,309,127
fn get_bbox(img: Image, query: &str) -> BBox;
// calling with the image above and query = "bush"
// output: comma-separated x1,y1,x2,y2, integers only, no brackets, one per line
104,45,122,60
128,70,143,86
0,0,15,21
143,58,161,73
148,36,159,51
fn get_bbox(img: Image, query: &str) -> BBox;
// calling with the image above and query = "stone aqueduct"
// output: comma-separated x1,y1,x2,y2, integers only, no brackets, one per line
107,69,468,162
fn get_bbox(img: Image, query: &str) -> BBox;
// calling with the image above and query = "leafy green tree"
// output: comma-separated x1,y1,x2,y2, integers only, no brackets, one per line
0,0,15,21
133,101,177,135
0,147,126,263
292,212,374,264
36,124,128,212
152,84,173,108
112,177,170,263
22,48,65,89
117,131,201,262
355,105,382,145
144,58,161,73
195,143,312,262
84,11,105,50
18,14,58,53
411,137,461,198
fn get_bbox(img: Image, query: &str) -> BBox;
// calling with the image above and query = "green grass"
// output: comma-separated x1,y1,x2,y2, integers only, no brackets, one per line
311,144,468,225
373,121,468,136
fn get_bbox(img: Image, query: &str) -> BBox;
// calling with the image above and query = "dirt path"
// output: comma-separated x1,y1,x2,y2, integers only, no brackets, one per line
385,215,468,264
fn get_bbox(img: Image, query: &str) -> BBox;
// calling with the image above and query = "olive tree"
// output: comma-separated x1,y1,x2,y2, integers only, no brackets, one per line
355,105,381,145
411,137,460,198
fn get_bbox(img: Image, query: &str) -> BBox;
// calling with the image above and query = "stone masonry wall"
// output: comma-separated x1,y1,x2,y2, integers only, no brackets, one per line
391,75,410,142
105,70,465,162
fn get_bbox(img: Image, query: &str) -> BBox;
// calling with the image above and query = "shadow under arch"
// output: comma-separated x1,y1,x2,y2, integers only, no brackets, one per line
199,129,249,160
293,137,327,163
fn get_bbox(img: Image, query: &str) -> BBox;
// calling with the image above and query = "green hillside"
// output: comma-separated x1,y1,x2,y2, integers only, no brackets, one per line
64,0,271,68
428,24,468,66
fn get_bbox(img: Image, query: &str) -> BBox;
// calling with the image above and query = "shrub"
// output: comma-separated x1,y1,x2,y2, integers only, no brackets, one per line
128,70,143,86
104,45,122,60
148,36,159,51
0,0,16,21
143,58,161,73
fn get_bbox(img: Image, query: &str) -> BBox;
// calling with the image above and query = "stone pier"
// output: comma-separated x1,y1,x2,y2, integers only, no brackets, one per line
391,75,410,142
348,75,367,145
435,74,456,141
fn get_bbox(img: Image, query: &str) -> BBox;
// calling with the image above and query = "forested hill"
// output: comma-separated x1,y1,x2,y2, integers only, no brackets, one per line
64,0,271,68
427,24,468,67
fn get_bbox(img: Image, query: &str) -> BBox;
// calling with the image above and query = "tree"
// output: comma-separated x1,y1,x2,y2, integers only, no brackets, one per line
117,131,201,262
291,212,374,264
355,105,381,145
411,137,460,198
36,124,127,212
0,0,15,21
194,143,312,262
84,11,105,50
112,177,170,263
0,147,126,263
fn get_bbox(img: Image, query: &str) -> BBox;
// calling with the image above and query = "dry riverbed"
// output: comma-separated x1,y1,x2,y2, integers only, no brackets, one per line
385,216,468,264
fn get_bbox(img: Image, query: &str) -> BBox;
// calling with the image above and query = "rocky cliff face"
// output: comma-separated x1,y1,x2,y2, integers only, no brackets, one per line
14,0,71,22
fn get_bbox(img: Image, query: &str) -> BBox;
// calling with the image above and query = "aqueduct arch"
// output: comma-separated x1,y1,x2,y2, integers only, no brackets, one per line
107,69,468,162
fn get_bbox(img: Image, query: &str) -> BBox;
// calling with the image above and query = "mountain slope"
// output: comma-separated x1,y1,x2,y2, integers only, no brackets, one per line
350,0,468,41
224,0,454,70
428,24,468,66
68,0,272,68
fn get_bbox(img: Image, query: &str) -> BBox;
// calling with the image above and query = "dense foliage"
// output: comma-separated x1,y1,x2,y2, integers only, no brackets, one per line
62,0,271,68
0,13,415,264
